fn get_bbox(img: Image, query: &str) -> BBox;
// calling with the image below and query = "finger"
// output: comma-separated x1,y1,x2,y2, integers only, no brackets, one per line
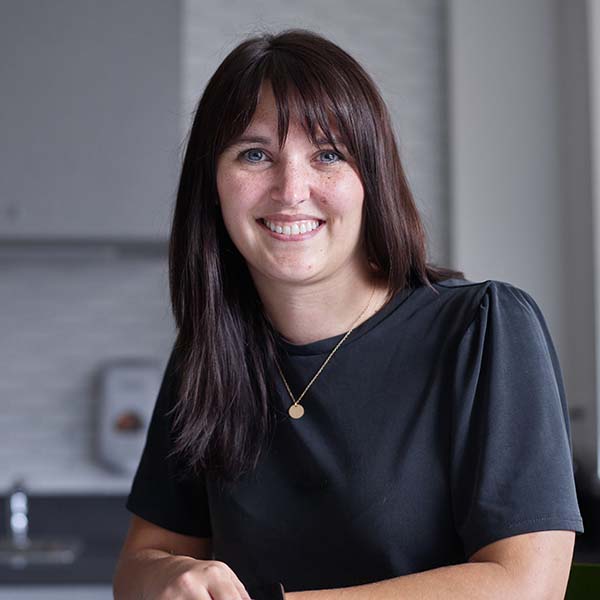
209,580,246,600
203,562,250,600
196,586,214,600
231,576,252,600
214,561,252,600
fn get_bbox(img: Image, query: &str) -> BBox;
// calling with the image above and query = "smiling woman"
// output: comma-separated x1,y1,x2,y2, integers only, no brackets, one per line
114,28,584,600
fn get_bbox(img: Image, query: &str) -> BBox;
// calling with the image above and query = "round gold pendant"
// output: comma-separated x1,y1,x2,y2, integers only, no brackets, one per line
288,403,304,419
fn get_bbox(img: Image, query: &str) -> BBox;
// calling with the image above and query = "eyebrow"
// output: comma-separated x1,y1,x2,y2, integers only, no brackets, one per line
229,135,347,147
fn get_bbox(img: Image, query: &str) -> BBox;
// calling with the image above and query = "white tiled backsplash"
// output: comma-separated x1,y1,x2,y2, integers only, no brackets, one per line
0,254,175,494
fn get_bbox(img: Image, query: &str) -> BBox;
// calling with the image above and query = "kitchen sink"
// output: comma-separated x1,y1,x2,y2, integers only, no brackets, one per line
0,537,84,569
0,493,130,584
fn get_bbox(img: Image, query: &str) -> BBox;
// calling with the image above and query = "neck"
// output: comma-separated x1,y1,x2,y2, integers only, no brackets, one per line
253,273,392,346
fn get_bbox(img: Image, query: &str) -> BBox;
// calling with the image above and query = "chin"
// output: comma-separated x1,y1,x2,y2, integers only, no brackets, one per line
266,265,324,283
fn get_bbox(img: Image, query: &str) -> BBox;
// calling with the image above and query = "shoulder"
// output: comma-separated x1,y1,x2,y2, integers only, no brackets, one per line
431,277,545,335
435,276,531,299
434,276,541,311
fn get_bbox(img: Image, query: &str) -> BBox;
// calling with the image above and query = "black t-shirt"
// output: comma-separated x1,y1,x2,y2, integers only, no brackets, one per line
125,278,584,590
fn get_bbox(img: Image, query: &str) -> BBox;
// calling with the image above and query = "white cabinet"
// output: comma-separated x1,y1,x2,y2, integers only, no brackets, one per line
0,2,180,241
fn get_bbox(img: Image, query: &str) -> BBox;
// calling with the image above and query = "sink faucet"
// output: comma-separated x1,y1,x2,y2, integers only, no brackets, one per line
6,479,29,548
0,480,84,569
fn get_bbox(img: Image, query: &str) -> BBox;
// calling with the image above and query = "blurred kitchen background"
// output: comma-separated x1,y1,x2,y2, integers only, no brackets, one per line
2,0,599,597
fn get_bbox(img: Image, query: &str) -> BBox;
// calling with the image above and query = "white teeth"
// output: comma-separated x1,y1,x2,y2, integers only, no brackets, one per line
262,219,321,236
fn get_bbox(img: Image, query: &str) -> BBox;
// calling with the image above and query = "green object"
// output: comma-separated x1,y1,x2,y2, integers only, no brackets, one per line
565,563,600,599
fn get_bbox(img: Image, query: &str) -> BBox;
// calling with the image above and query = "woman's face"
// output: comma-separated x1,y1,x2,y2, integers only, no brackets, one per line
216,82,368,290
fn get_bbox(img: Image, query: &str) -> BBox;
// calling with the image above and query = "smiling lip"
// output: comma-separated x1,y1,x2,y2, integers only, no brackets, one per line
256,218,325,241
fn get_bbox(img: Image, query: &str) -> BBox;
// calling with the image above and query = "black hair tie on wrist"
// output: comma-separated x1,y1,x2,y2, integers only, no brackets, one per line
247,581,286,600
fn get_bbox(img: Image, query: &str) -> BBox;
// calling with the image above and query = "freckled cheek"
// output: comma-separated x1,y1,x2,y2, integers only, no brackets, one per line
217,172,263,216
321,177,364,219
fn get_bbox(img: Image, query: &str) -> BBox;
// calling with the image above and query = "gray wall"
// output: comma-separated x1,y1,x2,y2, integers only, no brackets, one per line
449,0,596,481
558,0,597,483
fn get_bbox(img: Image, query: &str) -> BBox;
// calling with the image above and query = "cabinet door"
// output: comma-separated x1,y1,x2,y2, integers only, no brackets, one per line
0,1,180,241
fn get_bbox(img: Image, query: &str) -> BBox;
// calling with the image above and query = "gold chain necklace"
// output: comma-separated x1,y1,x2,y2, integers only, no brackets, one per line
275,286,376,419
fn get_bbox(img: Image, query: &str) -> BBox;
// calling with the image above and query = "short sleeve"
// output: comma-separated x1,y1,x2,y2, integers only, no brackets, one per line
125,343,212,537
450,280,584,558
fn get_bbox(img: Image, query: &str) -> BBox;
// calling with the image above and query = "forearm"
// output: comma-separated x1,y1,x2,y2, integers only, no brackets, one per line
286,561,545,600
112,548,194,600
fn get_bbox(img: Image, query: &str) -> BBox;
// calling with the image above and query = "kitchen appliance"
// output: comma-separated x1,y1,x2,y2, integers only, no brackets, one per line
94,359,162,475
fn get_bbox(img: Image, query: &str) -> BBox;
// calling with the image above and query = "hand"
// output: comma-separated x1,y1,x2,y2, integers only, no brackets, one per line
150,555,252,600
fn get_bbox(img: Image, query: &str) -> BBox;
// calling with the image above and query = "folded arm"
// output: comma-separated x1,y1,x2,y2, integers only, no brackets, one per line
284,530,575,600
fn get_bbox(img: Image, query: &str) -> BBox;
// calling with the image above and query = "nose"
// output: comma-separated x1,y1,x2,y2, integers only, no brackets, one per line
269,159,310,206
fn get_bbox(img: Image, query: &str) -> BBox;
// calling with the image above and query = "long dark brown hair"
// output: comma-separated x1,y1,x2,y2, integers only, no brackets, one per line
167,28,465,485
